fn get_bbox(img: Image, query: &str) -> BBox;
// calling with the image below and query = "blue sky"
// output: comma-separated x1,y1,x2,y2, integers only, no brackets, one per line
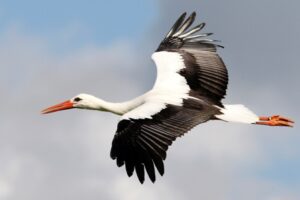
0,0,157,51
0,1,299,200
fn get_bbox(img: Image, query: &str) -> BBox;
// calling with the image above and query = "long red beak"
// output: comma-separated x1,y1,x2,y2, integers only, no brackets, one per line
41,100,73,114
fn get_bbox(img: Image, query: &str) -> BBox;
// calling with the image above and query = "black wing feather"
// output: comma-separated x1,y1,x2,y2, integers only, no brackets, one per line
157,12,228,106
110,99,221,183
165,12,187,38
173,12,196,36
110,12,228,184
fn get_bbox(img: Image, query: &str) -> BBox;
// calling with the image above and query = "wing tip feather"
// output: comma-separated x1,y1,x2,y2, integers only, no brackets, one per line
158,12,222,51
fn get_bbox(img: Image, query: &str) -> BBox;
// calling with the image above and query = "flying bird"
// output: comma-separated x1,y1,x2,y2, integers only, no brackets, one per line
42,12,294,183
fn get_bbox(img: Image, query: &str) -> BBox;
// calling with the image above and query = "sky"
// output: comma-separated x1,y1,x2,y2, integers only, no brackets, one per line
0,0,299,200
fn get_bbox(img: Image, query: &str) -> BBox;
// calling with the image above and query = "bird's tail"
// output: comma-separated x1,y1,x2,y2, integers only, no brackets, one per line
215,104,294,127
215,104,259,124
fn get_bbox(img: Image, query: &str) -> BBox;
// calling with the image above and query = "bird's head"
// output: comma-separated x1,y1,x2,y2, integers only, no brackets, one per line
41,93,101,114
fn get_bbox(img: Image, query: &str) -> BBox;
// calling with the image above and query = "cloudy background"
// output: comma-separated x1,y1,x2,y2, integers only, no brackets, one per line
0,0,299,199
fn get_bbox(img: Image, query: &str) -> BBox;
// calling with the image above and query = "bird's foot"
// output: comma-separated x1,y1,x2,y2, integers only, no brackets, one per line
256,115,294,127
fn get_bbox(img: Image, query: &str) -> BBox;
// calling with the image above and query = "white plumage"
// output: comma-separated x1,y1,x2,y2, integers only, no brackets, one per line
215,104,259,124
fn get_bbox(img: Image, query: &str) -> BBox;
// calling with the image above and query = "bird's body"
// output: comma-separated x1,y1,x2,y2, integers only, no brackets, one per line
42,12,294,183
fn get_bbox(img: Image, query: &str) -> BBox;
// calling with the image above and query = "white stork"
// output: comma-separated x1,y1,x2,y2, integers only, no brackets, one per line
42,12,294,183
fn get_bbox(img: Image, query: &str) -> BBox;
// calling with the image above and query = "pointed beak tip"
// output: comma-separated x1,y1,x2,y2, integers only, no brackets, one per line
41,100,74,115
40,109,50,114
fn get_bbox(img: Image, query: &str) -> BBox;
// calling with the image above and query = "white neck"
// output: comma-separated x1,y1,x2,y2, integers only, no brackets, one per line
80,94,145,116
97,98,142,115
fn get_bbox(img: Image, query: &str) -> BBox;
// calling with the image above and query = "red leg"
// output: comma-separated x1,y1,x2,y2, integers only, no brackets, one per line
255,115,294,127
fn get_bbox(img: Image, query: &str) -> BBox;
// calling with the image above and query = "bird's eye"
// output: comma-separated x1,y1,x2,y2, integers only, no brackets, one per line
74,97,82,102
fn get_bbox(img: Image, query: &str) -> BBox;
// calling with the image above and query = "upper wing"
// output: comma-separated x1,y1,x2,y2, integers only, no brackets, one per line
155,12,228,106
110,98,220,183
110,12,227,184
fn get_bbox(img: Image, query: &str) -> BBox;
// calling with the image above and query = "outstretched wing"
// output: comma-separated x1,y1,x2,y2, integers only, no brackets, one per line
156,12,228,107
110,99,220,183
110,12,227,183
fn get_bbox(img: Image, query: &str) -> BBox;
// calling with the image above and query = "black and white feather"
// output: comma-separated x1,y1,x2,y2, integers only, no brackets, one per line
110,12,232,183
